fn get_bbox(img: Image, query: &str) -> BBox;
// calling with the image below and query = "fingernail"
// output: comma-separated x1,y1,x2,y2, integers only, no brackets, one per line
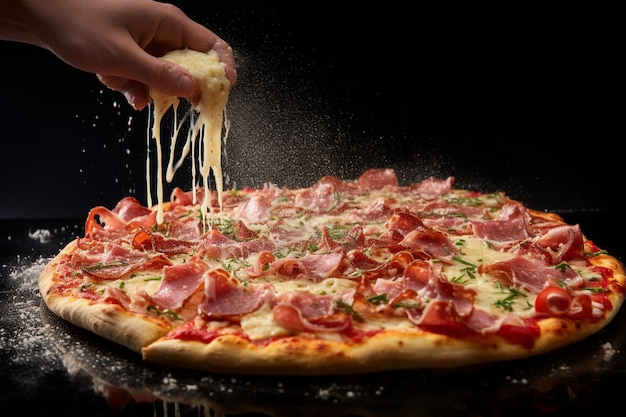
177,74,194,95
124,91,138,109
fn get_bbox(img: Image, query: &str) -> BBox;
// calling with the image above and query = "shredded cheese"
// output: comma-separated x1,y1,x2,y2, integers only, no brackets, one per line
148,49,231,226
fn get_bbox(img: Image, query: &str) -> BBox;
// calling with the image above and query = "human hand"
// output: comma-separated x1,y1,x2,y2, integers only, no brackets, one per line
1,0,236,110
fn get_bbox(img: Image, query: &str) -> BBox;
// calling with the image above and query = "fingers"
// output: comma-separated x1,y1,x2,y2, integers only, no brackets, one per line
95,2,236,110
99,42,235,111
97,39,201,109
212,40,237,86
152,3,237,86
97,74,150,110
184,36,236,86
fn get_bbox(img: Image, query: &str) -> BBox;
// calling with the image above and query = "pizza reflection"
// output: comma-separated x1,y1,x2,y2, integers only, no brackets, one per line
41,301,626,417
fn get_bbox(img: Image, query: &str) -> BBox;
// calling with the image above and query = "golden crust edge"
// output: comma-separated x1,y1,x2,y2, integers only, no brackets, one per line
39,240,171,354
141,314,612,376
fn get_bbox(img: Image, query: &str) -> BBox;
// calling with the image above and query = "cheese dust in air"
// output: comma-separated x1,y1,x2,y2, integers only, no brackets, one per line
147,49,231,226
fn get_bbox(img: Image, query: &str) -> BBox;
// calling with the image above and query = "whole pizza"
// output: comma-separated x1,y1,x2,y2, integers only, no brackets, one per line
39,168,626,375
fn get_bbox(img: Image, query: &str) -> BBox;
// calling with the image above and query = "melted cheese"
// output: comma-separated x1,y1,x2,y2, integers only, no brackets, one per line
148,49,231,225
109,272,163,296
445,237,535,317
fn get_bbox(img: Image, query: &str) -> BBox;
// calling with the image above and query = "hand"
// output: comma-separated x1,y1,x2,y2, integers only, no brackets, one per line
0,0,236,110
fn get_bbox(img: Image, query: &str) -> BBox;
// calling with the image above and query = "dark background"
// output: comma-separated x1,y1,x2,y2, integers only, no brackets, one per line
0,3,619,219
0,5,624,416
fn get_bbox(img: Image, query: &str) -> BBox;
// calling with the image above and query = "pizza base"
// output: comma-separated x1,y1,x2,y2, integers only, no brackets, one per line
140,321,594,376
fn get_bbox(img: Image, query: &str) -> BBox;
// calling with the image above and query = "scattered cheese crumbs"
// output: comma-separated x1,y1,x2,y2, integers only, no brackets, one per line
1,257,62,368
602,342,617,361
28,228,51,243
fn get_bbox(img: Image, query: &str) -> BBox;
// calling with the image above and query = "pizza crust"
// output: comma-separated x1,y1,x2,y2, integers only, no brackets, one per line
142,332,487,375
39,242,171,353
142,321,598,375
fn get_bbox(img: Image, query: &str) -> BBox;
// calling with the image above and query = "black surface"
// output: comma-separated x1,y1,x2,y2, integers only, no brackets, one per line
1,212,625,417
0,3,622,416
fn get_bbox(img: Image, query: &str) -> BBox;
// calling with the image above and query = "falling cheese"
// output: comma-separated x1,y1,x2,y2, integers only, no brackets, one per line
148,49,231,225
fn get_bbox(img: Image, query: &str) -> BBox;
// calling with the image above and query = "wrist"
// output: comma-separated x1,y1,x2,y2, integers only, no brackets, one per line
0,0,61,47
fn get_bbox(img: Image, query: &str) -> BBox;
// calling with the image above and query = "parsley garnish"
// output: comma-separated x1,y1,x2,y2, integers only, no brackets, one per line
493,282,527,311
555,262,571,273
222,257,251,272
335,300,364,322
143,275,162,282
366,294,388,305
450,256,477,283
212,217,236,238
147,305,180,320
84,261,127,272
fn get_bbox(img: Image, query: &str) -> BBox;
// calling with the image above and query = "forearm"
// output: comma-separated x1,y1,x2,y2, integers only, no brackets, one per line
1,0,117,53
0,0,51,46
0,0,236,109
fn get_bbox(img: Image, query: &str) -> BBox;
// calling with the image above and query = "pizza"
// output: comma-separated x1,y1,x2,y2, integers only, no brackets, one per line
38,48,626,375
38,168,626,375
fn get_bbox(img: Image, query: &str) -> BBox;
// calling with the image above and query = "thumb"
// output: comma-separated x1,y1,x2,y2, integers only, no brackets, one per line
135,54,197,98
97,49,198,110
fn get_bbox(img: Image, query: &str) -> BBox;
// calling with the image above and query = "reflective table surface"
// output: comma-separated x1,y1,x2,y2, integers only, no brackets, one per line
1,214,625,417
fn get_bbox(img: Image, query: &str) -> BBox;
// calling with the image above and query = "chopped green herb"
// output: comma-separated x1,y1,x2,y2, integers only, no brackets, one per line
555,262,571,273
366,293,388,305
335,300,363,322
143,276,162,282
582,286,606,294
451,256,477,268
147,305,180,320
326,224,354,241
222,257,251,272
586,250,608,257
450,256,478,283
212,217,236,238
493,282,527,311
84,261,128,272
